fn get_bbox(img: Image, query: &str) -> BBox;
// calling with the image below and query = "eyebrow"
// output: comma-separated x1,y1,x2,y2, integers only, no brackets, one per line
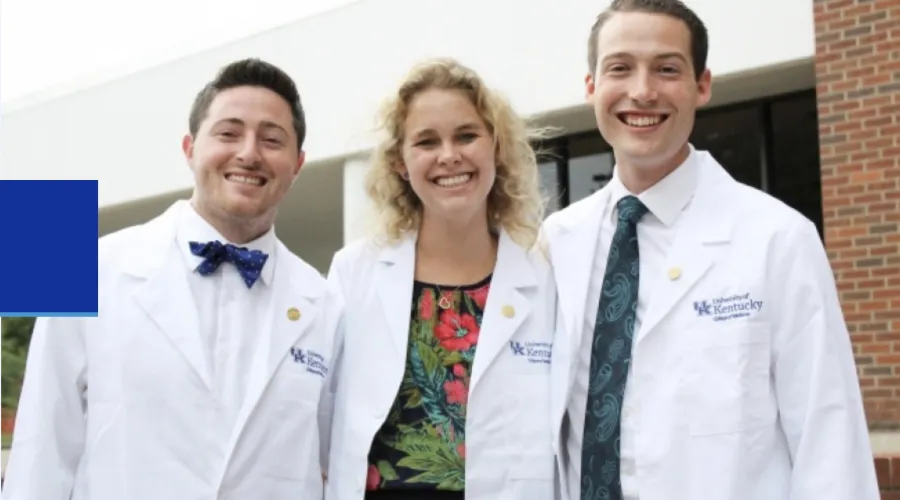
410,122,483,139
212,118,289,135
602,52,690,64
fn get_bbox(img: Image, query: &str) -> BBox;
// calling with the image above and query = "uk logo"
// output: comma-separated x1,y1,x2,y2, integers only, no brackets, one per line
509,340,552,364
693,300,713,316
289,347,307,364
693,293,763,322
289,347,328,378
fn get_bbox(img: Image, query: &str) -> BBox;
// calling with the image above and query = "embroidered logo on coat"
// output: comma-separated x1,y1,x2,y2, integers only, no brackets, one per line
509,341,552,364
289,347,328,378
693,292,763,322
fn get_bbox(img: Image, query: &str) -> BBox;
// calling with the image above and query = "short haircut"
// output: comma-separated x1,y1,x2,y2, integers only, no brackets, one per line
188,58,307,150
587,0,709,81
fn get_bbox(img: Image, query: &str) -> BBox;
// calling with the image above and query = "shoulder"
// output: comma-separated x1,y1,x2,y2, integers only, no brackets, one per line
543,189,603,231
522,238,553,277
698,153,816,244
98,223,144,259
498,230,555,294
331,236,383,268
329,234,412,278
720,177,817,243
97,216,164,277
541,189,608,248
98,201,185,273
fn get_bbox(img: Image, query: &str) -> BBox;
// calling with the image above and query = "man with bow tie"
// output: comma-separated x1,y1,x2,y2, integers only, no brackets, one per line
3,58,343,500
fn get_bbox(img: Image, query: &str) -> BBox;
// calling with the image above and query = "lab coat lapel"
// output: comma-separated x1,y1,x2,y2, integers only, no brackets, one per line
547,188,610,365
635,155,733,344
228,242,323,452
469,230,535,393
131,203,212,390
375,236,417,359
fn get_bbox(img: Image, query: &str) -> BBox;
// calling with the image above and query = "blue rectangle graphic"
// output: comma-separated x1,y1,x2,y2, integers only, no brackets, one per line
0,180,98,316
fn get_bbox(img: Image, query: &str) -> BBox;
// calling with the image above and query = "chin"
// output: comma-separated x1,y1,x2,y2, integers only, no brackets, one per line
219,198,269,220
618,139,671,161
423,198,481,221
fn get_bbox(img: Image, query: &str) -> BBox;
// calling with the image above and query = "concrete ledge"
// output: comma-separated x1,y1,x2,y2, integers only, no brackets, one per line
873,431,900,456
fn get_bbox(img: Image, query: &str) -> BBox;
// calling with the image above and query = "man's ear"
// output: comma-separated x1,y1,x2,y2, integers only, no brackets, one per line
182,134,194,161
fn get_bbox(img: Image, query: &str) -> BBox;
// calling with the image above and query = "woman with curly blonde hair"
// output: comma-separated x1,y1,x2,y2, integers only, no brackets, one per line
324,57,558,500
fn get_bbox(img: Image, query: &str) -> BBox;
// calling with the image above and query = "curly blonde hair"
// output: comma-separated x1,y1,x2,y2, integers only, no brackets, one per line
364,57,555,249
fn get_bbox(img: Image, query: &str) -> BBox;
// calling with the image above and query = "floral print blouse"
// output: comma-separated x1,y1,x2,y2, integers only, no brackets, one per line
366,275,492,493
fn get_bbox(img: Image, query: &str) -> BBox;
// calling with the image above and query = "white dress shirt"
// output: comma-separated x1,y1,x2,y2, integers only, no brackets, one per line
565,150,700,499
174,203,277,433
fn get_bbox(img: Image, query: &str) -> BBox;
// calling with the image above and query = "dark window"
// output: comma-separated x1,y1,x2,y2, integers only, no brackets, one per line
566,132,614,204
766,91,824,236
691,104,765,189
534,142,565,217
538,160,562,215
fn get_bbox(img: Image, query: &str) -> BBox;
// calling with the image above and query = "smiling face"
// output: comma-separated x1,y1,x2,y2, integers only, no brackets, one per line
182,85,304,240
586,11,711,189
397,87,496,225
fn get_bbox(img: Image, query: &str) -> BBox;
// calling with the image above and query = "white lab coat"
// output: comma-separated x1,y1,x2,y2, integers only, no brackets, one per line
323,229,557,500
542,151,880,500
2,201,342,500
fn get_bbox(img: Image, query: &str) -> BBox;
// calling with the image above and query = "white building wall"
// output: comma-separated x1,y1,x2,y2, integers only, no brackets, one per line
0,0,815,209
342,157,373,245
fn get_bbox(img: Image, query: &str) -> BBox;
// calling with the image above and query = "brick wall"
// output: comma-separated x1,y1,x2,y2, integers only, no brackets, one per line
813,0,900,432
877,455,900,499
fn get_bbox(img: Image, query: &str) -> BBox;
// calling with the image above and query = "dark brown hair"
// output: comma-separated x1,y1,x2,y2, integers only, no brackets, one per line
188,58,307,150
587,0,709,81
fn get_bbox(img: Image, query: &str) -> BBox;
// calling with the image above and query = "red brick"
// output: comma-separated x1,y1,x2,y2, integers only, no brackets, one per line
817,0,900,430
877,354,900,365
865,343,893,354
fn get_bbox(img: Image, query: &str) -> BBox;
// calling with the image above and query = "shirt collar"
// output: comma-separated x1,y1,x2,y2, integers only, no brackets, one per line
607,145,700,227
175,201,277,286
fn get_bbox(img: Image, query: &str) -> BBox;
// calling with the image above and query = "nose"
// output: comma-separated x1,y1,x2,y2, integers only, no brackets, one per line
438,143,462,166
236,135,262,167
628,70,658,104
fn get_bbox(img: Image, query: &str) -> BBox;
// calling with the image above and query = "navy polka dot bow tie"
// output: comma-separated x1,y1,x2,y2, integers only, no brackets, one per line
189,240,269,289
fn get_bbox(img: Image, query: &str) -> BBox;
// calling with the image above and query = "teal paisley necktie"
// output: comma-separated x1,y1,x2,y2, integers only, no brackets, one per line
580,195,649,500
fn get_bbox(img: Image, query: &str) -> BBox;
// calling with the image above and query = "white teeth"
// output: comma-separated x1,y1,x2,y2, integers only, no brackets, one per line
435,173,472,187
624,115,663,127
227,174,263,186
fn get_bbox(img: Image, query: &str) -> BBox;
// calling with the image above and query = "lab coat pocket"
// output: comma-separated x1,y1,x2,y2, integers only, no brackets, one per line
508,453,555,500
266,372,323,480
684,322,771,436
509,373,552,445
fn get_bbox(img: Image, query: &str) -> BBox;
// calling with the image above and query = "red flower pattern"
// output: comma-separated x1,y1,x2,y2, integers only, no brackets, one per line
434,309,480,351
444,379,468,405
366,464,380,490
466,284,489,310
419,288,434,320
365,281,489,490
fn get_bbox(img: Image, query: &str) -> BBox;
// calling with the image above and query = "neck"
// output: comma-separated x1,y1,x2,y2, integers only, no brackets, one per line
617,143,690,194
190,198,273,245
416,209,497,284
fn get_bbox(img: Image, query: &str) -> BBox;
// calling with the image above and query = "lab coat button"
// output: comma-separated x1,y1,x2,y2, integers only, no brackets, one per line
502,305,515,318
668,267,682,280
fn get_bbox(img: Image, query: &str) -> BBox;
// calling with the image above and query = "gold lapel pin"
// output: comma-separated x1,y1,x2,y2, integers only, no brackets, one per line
668,267,682,281
287,307,301,321
502,305,515,318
